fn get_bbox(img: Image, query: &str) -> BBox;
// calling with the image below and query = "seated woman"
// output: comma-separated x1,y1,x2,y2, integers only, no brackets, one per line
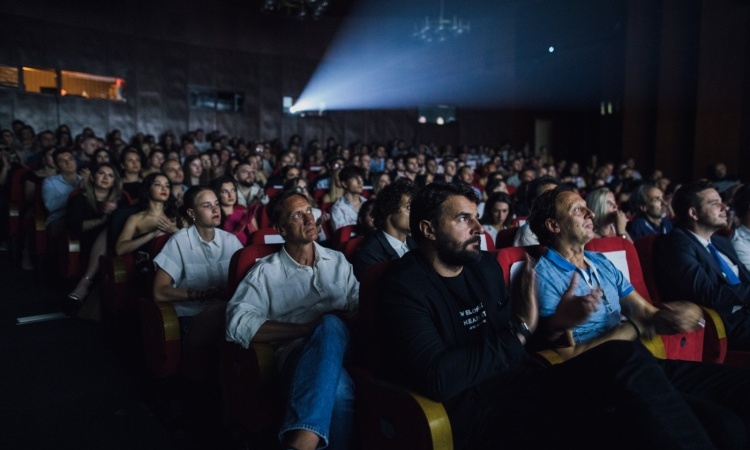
357,199,377,239
212,175,258,246
480,192,514,244
119,147,144,204
66,163,128,304
115,173,180,267
152,186,243,348
586,186,632,242
183,154,208,187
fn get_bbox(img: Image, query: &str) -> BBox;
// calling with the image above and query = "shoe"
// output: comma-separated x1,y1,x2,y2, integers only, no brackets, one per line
67,276,92,304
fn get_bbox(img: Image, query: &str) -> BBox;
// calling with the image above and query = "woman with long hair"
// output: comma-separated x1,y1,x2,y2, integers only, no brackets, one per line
212,175,258,246
141,148,166,178
480,192,515,244
152,186,243,349
66,163,127,304
586,187,632,241
115,173,179,259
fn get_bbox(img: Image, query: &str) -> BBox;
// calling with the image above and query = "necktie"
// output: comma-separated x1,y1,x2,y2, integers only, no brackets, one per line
707,242,741,285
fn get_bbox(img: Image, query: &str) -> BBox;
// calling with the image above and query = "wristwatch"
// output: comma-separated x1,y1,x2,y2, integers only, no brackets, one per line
510,319,533,341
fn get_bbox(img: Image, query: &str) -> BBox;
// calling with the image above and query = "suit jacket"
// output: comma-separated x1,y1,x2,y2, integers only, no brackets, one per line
655,226,750,332
352,231,415,280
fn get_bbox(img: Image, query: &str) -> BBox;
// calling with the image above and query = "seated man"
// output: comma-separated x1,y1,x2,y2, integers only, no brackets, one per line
330,166,366,231
353,179,417,279
380,182,750,450
513,175,558,246
626,182,673,239
656,180,750,349
529,184,750,449
225,189,359,450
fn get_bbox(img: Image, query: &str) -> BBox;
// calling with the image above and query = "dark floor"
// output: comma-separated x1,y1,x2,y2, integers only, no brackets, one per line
0,249,279,450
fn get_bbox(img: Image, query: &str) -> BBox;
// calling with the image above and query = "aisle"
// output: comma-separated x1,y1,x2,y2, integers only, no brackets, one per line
0,254,176,450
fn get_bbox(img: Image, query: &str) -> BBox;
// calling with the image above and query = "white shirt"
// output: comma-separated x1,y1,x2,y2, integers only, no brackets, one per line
731,225,750,273
330,195,367,231
383,230,410,257
225,242,359,350
513,222,539,247
482,224,499,245
153,226,243,317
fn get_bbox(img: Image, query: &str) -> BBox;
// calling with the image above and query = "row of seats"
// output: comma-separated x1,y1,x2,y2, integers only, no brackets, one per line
127,235,731,450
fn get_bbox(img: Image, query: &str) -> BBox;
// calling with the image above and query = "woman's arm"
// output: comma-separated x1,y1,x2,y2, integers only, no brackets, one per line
152,268,223,304
116,214,157,255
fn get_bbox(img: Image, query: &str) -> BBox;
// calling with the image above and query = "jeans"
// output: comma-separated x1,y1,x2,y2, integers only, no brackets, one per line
279,315,354,450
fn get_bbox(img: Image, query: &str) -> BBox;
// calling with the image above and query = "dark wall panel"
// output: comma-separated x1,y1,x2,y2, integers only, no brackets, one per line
13,93,58,133
58,96,108,138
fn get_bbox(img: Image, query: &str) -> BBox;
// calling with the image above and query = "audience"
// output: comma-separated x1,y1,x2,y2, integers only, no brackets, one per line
480,192,514,243
528,184,750,449
585,186,632,242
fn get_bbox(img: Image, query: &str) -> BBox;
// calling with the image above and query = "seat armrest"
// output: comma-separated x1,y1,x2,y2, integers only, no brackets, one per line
700,307,728,363
139,298,181,378
352,367,453,450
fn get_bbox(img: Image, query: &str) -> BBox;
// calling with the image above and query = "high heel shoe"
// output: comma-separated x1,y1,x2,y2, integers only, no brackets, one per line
67,276,92,304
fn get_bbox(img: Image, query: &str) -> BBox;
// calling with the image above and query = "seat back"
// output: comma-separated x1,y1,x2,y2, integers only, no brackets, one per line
227,243,281,294
334,224,359,250
248,227,285,245
342,236,366,263
480,230,495,252
495,226,519,249
221,243,284,431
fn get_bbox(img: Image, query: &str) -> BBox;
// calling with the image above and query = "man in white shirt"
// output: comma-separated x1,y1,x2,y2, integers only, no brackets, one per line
232,161,267,207
353,179,417,279
330,166,366,231
226,189,359,450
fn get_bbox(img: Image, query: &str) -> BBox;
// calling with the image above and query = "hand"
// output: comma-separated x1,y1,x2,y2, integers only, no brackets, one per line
614,210,628,235
514,255,538,332
79,167,91,180
156,216,177,233
101,200,118,215
551,273,603,330
652,301,705,335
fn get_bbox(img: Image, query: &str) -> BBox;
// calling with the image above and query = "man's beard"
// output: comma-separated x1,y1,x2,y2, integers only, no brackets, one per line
435,232,482,267
238,179,253,188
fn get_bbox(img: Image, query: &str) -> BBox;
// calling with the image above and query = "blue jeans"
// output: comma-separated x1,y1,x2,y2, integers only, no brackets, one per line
279,315,354,450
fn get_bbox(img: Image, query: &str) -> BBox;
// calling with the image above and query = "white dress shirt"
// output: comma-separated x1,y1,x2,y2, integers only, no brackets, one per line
383,231,410,257
153,226,243,317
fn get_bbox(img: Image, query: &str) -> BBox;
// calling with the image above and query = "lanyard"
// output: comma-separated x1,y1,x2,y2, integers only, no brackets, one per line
579,256,618,318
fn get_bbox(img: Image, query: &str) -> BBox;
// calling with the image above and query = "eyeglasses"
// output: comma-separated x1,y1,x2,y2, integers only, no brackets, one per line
295,186,309,193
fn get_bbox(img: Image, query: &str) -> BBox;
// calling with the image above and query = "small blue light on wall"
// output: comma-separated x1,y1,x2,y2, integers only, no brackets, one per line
548,46,555,53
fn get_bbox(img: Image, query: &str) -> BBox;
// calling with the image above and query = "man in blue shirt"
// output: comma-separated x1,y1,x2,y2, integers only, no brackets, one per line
527,184,750,448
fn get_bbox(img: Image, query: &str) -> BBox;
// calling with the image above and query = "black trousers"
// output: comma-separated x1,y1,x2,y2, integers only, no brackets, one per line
463,340,750,450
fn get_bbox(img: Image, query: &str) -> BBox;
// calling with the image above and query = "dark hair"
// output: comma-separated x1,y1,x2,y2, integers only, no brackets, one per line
212,175,238,196
357,199,377,238
525,175,559,208
528,184,576,246
671,180,715,226
480,192,514,227
373,179,417,229
267,190,309,227
52,147,75,165
409,182,478,244
139,172,177,218
629,182,656,215
338,165,365,184
119,147,144,168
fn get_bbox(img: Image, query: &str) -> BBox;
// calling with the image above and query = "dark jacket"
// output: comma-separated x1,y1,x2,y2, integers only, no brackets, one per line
379,250,529,448
353,231,415,280
656,226,750,334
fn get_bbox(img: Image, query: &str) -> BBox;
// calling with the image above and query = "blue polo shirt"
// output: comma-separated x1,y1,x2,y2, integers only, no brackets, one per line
536,248,634,344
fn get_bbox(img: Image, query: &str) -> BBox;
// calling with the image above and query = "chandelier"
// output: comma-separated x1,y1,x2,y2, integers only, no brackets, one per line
261,0,331,20
413,0,470,43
